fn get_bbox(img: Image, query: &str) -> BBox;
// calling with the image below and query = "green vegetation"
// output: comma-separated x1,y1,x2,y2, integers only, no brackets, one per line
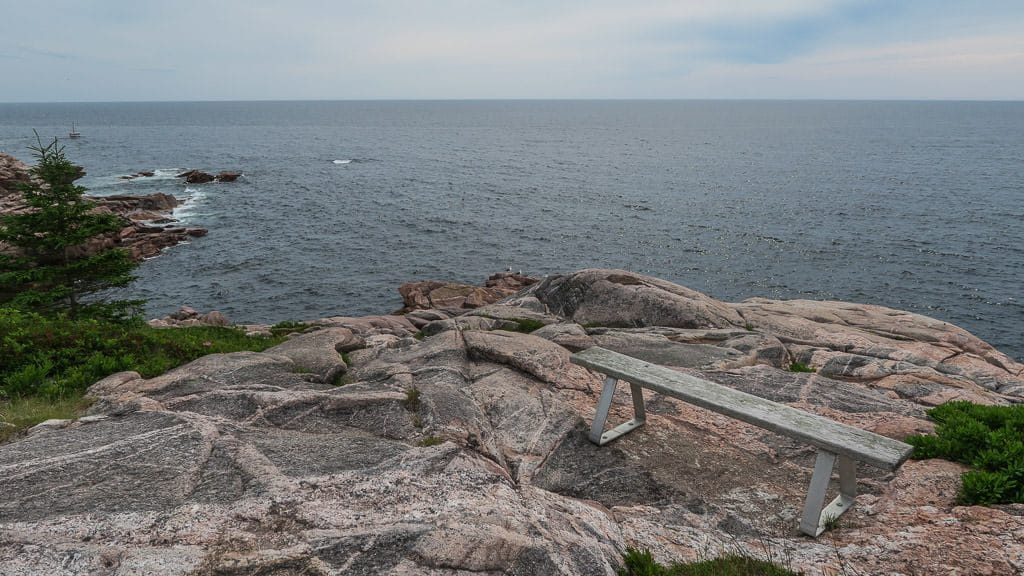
0,308,283,440
906,400,1024,505
402,386,422,411
269,320,309,337
0,135,138,320
787,362,816,373
0,141,287,443
511,318,546,333
0,395,93,444
0,308,283,399
617,548,802,576
418,436,443,447
821,513,841,532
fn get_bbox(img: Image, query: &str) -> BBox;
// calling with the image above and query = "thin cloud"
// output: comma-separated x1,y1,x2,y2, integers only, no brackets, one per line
0,0,1021,101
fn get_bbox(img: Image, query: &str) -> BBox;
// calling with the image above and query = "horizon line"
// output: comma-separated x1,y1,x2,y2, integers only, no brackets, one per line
2,97,1023,105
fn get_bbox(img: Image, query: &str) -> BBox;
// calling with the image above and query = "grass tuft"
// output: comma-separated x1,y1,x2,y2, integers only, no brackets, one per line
787,362,816,373
402,386,422,412
0,393,93,444
418,436,443,447
617,548,802,576
269,320,308,337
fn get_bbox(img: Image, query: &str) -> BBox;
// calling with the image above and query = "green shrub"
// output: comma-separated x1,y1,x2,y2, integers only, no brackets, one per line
787,362,815,373
617,548,802,576
512,319,545,333
906,400,1024,505
619,548,665,576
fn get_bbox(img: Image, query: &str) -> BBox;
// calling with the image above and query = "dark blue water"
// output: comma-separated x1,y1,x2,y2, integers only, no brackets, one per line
1,101,1022,361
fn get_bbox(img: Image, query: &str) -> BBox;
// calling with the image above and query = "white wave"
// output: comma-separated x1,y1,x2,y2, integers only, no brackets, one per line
172,187,208,221
333,159,352,165
152,168,185,178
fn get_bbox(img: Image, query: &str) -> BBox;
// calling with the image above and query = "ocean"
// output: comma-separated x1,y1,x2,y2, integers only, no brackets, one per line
1,100,1021,361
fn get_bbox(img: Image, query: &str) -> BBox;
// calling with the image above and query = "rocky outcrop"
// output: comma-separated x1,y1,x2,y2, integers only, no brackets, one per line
147,306,231,328
1,269,1022,575
175,170,242,184
178,169,215,184
0,153,207,262
398,272,538,314
0,154,31,198
531,268,745,329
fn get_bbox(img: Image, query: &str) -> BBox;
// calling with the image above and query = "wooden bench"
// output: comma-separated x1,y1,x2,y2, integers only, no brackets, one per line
570,346,913,537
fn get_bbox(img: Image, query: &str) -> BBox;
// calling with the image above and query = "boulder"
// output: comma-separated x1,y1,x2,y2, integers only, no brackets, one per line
264,327,352,383
484,271,539,292
177,170,215,184
531,269,745,329
148,307,231,329
531,322,596,352
398,272,540,314
404,308,450,329
398,280,509,314
214,171,241,182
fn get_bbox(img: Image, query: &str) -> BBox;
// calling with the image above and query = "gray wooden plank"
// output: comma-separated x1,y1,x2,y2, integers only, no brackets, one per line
571,347,913,470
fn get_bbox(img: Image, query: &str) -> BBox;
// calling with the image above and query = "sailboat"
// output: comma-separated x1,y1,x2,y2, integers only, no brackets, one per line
68,123,81,139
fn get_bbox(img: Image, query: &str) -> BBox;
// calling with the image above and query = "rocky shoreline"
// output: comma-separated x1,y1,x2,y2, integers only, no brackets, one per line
0,153,234,261
2,269,1021,575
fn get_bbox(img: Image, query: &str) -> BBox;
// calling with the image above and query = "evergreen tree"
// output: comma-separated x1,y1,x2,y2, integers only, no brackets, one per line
0,135,138,319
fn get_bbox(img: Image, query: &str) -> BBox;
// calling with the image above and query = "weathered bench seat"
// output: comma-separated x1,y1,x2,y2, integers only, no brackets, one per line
570,346,913,537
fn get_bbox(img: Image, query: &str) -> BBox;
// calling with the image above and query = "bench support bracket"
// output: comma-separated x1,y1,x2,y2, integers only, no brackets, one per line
589,377,646,445
800,450,857,537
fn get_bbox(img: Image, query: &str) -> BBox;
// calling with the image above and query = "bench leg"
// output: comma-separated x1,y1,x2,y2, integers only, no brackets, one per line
799,451,857,537
588,377,646,445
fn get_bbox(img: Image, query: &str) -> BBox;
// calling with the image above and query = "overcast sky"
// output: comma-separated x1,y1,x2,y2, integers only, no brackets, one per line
1,0,1022,102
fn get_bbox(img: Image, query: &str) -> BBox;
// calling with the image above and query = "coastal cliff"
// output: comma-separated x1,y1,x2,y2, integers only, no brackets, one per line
1,269,1021,575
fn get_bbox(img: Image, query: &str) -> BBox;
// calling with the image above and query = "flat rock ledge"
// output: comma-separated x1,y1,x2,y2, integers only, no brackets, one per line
1,269,1022,575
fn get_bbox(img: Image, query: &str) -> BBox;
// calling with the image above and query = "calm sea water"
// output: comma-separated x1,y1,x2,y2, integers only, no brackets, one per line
1,101,1021,361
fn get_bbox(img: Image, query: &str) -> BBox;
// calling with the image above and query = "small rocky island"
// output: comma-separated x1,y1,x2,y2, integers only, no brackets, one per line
1,268,1021,575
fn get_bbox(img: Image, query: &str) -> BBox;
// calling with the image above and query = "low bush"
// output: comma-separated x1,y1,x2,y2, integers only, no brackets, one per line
618,547,802,576
906,400,1024,505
